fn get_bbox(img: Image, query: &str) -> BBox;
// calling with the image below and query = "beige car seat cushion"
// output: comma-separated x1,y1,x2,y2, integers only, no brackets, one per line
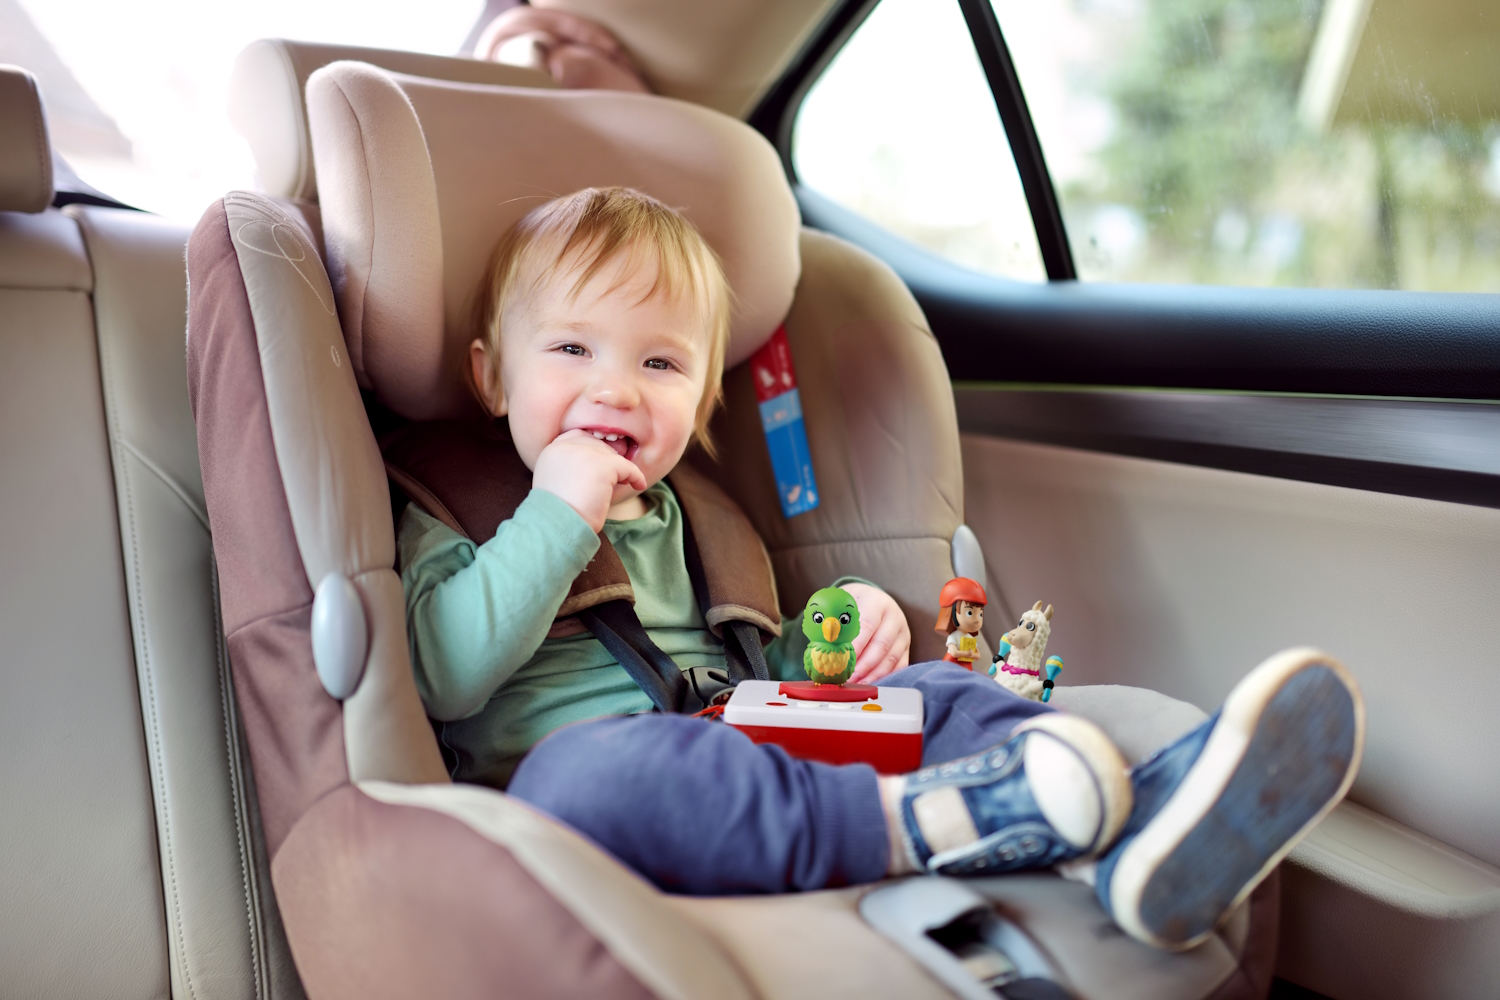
306,60,800,420
0,66,53,214
692,229,964,662
230,40,556,202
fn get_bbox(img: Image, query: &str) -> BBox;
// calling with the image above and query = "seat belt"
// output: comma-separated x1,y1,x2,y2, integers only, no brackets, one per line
579,601,704,714
577,515,771,713
678,504,770,688
723,620,770,684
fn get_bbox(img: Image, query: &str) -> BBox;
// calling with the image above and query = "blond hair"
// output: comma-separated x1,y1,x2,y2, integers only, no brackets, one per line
470,187,731,455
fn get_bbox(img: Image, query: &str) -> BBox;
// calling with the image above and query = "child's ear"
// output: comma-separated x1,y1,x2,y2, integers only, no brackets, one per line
469,339,507,416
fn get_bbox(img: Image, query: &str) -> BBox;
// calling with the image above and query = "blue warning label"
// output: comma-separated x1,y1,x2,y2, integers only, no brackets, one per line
759,389,819,517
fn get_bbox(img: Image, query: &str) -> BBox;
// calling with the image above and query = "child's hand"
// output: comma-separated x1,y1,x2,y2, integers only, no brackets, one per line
533,429,648,532
844,583,911,683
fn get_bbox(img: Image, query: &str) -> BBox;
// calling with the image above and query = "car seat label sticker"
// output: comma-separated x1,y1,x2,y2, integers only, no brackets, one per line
750,326,819,518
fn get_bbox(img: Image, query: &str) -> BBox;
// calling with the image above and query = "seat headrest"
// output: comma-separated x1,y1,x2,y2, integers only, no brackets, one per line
230,40,557,203
0,66,53,214
306,61,800,421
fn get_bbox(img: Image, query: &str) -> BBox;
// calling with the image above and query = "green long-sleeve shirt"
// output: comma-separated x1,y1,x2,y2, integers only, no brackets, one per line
399,481,813,787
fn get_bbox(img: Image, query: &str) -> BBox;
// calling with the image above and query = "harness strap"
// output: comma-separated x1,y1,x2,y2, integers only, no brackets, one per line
724,620,771,684
580,600,705,714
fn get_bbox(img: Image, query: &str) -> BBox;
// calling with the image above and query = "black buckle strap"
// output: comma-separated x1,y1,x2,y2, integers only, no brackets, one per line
724,619,770,684
580,600,704,714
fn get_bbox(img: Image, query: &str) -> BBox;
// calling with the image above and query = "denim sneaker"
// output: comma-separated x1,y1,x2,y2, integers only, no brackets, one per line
1096,648,1365,951
899,714,1133,876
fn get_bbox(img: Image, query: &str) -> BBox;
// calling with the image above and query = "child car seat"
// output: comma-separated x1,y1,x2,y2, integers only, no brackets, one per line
188,53,1280,999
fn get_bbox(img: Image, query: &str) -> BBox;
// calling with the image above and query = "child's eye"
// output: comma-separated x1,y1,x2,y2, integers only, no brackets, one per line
644,357,675,371
559,343,587,356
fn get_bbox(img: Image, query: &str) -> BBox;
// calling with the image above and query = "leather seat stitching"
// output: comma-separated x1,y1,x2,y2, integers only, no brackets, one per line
100,336,198,1000
214,563,267,1000
116,436,210,531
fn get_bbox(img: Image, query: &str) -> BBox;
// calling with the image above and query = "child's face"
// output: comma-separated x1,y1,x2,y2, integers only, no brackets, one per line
493,254,711,501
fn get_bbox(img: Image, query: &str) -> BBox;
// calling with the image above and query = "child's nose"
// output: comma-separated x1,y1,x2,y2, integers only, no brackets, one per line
588,368,641,408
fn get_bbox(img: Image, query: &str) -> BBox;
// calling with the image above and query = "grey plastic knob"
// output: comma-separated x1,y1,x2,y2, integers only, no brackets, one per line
311,572,368,700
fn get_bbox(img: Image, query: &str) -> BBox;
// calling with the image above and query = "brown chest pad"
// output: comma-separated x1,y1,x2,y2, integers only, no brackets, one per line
382,421,628,637
381,420,779,640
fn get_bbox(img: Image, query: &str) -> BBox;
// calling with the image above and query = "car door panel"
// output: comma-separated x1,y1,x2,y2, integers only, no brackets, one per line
962,434,1500,998
767,3,1500,997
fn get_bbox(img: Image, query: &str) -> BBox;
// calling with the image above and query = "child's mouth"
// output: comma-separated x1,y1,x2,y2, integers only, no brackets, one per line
590,429,639,461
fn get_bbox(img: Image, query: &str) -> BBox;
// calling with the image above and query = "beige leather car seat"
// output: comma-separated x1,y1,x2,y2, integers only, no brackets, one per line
175,51,1282,998
0,64,303,999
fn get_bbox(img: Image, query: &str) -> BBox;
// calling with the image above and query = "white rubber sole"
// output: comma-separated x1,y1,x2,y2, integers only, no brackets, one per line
1014,713,1133,856
1106,647,1365,951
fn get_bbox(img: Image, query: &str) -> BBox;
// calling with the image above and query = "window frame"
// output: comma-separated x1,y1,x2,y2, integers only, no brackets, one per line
750,0,1074,280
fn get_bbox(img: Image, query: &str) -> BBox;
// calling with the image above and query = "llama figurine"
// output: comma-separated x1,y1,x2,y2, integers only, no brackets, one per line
990,601,1055,701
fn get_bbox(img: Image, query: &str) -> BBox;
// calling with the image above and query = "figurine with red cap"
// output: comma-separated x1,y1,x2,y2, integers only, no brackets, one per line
935,577,987,670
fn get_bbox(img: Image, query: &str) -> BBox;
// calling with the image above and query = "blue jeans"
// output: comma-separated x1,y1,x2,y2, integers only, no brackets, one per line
508,661,1052,894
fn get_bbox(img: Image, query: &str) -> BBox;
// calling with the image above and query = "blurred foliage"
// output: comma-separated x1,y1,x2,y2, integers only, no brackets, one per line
1068,0,1500,290
1101,0,1316,244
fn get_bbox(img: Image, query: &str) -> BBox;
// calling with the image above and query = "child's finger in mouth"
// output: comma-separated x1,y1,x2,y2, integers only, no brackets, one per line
585,429,640,462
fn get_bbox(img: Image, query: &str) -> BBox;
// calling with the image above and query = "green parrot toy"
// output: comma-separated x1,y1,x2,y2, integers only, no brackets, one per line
802,587,861,685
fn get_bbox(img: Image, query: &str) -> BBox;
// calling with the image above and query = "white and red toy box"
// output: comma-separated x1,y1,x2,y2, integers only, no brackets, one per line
724,680,924,774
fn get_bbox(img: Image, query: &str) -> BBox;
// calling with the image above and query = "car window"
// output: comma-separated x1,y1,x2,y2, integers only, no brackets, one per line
992,0,1500,292
9,0,477,222
792,0,1046,283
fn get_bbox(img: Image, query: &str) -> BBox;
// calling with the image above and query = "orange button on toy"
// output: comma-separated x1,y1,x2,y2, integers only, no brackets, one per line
861,703,882,712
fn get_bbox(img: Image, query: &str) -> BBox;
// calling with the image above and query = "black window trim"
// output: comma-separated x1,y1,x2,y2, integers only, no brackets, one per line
953,0,1075,280
750,0,1075,280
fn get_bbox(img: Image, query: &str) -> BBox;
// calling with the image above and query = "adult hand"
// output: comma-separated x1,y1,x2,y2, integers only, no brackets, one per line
845,582,911,683
532,428,647,532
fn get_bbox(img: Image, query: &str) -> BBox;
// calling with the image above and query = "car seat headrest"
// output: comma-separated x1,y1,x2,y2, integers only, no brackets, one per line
0,66,54,214
306,60,800,421
229,40,557,202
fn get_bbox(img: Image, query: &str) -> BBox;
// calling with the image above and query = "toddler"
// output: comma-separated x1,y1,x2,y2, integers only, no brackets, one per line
400,186,1364,952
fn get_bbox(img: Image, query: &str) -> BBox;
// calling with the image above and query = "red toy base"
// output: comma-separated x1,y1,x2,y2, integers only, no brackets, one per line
731,725,922,774
778,681,878,702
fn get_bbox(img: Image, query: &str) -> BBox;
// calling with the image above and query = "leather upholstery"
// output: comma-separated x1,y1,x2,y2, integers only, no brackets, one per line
0,206,169,996
964,432,1500,999
71,203,306,1000
0,65,52,213
305,60,800,419
229,39,554,202
0,208,90,286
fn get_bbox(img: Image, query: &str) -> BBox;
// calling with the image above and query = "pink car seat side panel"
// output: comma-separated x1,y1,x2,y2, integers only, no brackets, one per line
274,785,658,1000
187,198,348,855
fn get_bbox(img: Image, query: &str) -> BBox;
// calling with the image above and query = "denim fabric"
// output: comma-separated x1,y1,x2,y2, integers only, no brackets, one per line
508,660,1053,894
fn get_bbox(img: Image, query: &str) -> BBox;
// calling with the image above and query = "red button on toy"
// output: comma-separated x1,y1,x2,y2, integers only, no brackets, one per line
778,681,878,702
